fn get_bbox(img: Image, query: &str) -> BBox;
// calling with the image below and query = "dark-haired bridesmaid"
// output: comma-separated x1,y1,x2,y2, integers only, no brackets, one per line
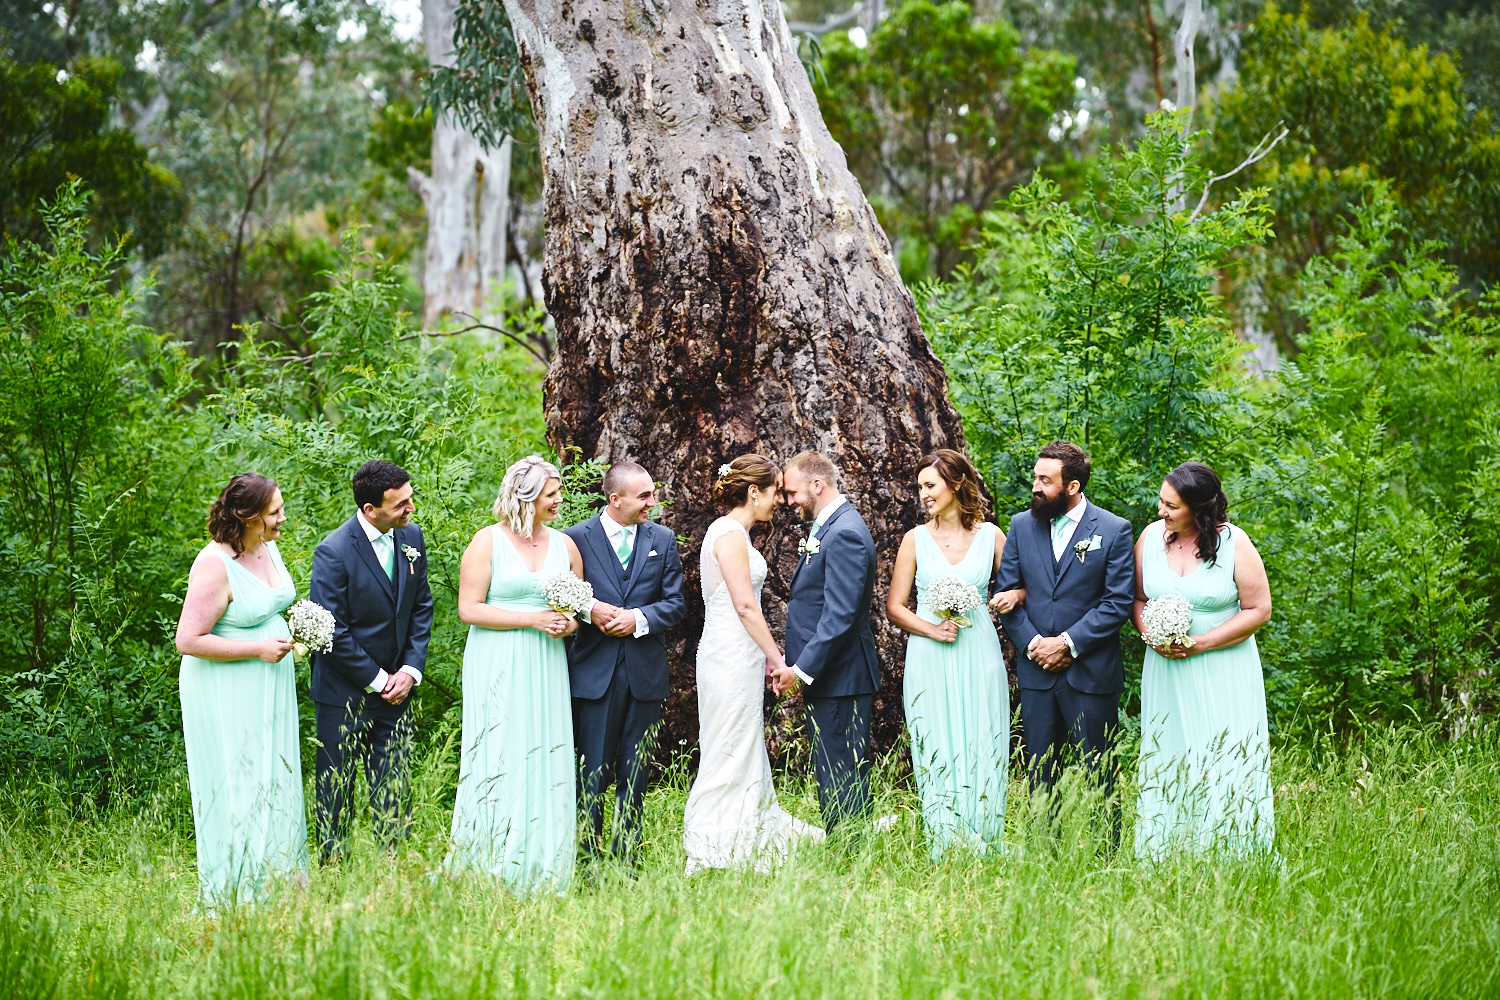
1132,461,1275,859
175,474,308,904
887,449,1019,859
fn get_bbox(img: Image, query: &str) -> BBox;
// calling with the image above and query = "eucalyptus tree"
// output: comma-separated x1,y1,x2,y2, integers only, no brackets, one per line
434,0,968,752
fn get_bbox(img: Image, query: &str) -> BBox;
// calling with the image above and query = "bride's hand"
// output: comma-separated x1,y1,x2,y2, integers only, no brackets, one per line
765,654,788,678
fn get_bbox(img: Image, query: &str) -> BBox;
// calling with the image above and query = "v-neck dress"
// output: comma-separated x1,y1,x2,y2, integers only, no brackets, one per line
903,522,1009,859
446,524,575,892
1136,522,1274,858
179,541,309,904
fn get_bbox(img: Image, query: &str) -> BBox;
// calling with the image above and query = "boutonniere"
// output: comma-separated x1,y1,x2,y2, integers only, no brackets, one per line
1073,534,1103,564
401,544,421,575
798,535,822,564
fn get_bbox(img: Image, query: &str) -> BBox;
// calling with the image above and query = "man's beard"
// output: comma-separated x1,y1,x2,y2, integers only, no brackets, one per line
796,500,816,522
1030,489,1072,521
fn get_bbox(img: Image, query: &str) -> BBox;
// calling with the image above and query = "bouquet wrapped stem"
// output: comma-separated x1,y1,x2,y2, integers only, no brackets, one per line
926,575,983,629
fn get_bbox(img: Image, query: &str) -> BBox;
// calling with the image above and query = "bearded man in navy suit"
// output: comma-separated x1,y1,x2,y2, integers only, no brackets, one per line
564,462,686,866
309,460,433,862
992,441,1135,803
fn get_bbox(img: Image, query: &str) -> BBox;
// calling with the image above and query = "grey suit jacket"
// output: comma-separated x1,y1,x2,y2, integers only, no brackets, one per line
784,501,880,698
994,500,1135,694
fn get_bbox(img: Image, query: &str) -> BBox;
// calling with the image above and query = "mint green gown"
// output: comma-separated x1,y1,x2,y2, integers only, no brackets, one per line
1136,523,1275,859
903,522,1010,859
179,542,309,904
447,525,576,891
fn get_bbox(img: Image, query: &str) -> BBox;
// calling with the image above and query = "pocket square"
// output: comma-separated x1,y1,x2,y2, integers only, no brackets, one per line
648,549,658,557
1087,534,1102,551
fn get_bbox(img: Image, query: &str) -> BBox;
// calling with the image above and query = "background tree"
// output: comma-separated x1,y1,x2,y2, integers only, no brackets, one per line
812,0,1077,280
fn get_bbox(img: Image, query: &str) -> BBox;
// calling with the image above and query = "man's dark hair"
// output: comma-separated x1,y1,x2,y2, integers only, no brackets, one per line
602,461,650,498
1038,441,1091,491
352,460,411,510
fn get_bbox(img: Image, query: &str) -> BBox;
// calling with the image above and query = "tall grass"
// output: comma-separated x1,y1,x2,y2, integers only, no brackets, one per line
3,726,1498,998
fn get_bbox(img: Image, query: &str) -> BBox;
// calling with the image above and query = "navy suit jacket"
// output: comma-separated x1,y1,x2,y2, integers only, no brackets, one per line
995,500,1135,694
563,515,686,701
785,501,880,698
308,515,434,710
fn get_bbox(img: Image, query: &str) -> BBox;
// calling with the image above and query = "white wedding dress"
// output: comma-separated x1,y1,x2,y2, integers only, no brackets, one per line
683,517,825,875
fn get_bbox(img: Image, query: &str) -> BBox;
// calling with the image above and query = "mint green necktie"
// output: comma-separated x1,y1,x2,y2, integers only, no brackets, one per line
1051,516,1069,542
615,529,633,569
377,532,395,580
807,521,820,540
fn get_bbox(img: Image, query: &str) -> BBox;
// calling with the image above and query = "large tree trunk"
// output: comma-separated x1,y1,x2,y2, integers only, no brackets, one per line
417,0,513,328
503,0,968,759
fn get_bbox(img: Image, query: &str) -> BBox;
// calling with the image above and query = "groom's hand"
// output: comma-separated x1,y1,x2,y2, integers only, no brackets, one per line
769,666,801,697
602,609,638,637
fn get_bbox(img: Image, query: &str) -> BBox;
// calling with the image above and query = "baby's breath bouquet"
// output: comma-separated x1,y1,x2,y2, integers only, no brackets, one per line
542,571,593,619
1140,593,1197,650
286,599,336,658
925,574,984,628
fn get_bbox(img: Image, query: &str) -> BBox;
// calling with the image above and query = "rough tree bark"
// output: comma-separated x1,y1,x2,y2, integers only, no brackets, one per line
500,0,969,758
414,0,514,328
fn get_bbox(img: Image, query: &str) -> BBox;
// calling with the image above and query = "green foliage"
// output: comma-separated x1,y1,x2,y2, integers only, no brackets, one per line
925,111,1271,521
0,56,184,255
3,727,1500,996
1205,3,1500,343
0,182,207,807
421,0,534,151
812,0,1077,280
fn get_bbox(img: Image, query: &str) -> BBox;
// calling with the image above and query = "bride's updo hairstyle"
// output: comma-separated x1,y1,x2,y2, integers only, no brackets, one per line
208,473,279,555
493,455,561,538
712,454,780,509
916,449,989,530
1164,460,1230,564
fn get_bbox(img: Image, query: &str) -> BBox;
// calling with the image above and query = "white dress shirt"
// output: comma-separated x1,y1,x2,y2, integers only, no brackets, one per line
356,510,424,693
790,495,848,686
1030,494,1087,659
581,511,650,637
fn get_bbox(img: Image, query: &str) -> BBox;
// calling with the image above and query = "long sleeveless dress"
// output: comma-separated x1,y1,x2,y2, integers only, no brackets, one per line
179,541,309,904
1136,522,1275,859
683,517,824,875
903,522,1010,860
447,524,576,891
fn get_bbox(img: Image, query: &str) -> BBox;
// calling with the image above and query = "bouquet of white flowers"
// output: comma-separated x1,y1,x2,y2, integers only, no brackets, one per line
1140,593,1197,650
542,571,594,619
925,574,984,628
286,599,336,658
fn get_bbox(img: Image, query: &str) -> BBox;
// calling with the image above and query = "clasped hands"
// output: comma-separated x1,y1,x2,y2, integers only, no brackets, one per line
588,601,638,637
1028,635,1075,672
380,669,415,705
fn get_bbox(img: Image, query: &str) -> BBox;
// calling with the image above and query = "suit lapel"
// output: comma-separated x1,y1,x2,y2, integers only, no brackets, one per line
1053,503,1099,593
584,517,622,600
391,526,407,608
792,502,852,587
349,516,396,600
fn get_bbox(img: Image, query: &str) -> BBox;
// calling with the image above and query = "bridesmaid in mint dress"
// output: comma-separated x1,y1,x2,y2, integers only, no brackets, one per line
447,456,584,891
888,450,1021,859
1133,461,1275,859
175,473,309,905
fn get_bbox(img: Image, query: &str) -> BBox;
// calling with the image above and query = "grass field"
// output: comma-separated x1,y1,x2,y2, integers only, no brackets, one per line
4,726,1499,999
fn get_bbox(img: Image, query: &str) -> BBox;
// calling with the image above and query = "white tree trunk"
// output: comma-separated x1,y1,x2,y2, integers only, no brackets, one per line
419,0,513,328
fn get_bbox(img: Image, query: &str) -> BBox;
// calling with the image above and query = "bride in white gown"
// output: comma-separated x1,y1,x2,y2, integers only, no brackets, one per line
683,455,825,875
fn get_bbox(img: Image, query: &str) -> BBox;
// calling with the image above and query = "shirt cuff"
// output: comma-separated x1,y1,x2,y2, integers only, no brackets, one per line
632,609,649,638
1060,632,1079,657
1026,635,1040,653
791,665,814,686
580,597,597,622
367,668,389,694
399,664,422,685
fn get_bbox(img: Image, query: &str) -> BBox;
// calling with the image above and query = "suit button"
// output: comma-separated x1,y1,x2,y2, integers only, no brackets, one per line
1051,596,1058,602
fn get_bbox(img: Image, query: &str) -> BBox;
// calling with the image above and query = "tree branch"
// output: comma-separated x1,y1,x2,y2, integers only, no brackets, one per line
1188,123,1290,222
400,313,552,365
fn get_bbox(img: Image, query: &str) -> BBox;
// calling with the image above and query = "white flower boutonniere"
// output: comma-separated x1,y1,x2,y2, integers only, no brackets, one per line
718,463,733,476
1073,534,1103,564
402,544,421,575
798,535,822,564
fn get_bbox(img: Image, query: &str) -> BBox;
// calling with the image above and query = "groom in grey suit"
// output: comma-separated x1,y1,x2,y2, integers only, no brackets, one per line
564,462,686,866
993,441,1135,798
770,451,880,832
